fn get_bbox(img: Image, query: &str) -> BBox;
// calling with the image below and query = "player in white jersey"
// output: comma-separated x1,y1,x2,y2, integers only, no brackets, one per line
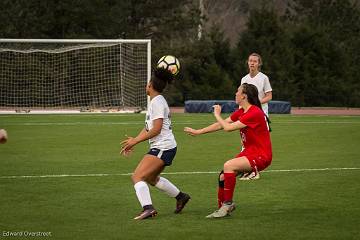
120,68,190,220
240,53,272,116
239,53,272,180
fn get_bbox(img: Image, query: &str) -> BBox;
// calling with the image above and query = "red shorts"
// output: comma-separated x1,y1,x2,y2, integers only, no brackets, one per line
235,152,272,172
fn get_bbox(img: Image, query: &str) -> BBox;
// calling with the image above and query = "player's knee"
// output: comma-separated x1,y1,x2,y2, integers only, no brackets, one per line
218,170,224,181
223,161,232,172
131,174,137,183
131,173,145,183
218,170,224,187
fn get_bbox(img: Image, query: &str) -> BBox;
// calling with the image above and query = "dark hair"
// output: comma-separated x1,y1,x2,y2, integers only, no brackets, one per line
241,83,271,131
151,68,174,93
241,83,262,109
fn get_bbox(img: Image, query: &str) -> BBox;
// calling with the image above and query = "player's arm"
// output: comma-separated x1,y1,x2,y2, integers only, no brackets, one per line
213,105,246,132
184,117,233,136
135,118,163,143
261,91,272,104
120,119,163,154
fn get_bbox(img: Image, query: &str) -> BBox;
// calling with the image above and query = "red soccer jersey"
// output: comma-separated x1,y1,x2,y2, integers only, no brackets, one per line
230,105,272,161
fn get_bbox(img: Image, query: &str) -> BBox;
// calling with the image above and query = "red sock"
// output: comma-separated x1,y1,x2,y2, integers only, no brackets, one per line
217,187,224,208
223,172,237,202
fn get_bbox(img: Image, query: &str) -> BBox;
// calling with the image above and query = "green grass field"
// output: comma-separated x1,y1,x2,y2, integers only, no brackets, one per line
1,113,360,240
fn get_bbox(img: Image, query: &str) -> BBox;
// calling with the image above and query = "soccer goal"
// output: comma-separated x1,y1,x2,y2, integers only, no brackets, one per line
0,39,151,113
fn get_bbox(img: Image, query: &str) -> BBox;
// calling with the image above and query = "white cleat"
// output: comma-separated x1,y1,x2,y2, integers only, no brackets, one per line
206,202,236,218
239,171,260,181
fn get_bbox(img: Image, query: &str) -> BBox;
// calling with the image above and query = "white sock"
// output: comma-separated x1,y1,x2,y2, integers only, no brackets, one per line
134,181,152,207
155,177,180,198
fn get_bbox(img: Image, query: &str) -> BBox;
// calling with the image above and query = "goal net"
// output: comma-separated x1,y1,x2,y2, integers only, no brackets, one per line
0,39,151,113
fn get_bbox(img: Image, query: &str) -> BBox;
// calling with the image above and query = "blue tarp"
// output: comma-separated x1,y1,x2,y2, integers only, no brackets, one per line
184,100,291,114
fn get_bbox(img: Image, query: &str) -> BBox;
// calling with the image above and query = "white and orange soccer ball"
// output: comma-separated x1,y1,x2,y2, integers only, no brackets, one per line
0,129,8,144
157,55,180,75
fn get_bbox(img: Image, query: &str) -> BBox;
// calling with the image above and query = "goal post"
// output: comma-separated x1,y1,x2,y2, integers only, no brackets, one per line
0,39,151,113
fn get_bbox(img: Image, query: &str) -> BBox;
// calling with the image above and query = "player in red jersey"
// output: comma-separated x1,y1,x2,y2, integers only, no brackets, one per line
184,83,272,218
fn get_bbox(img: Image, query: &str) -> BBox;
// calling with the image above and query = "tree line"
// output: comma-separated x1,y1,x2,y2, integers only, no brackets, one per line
0,0,359,107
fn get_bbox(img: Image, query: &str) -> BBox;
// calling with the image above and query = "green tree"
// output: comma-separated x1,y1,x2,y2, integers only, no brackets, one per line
164,26,234,105
233,3,297,103
0,0,201,106
290,24,345,106
0,0,200,50
287,0,360,106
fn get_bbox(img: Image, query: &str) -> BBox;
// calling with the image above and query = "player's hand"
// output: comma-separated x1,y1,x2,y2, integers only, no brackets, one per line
184,127,201,136
120,136,137,156
213,105,222,116
0,129,8,144
120,147,133,157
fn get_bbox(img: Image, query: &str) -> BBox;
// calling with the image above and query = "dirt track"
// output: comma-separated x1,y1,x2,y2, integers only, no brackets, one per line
170,107,360,115
291,107,360,115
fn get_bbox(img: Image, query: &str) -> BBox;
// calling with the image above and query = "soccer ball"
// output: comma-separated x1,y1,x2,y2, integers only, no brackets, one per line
157,55,180,75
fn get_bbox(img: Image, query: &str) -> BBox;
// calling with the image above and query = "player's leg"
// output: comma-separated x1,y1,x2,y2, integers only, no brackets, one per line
223,156,252,202
146,148,191,214
151,174,191,213
131,155,165,220
218,170,225,208
207,157,252,218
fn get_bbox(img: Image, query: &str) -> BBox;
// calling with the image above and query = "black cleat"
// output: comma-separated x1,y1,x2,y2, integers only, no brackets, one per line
174,193,191,214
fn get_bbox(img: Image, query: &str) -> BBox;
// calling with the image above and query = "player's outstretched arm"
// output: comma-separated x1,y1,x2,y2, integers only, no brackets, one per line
184,117,233,136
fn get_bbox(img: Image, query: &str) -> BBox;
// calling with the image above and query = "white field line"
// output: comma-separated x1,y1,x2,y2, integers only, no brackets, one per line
1,121,360,126
0,167,359,179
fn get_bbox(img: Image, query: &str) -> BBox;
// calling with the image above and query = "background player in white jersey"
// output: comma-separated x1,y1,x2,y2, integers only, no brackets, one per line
240,53,272,116
120,68,190,220
239,53,272,180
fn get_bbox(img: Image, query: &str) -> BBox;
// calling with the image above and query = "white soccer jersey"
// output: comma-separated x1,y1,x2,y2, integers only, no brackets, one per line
145,95,176,150
241,72,272,115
